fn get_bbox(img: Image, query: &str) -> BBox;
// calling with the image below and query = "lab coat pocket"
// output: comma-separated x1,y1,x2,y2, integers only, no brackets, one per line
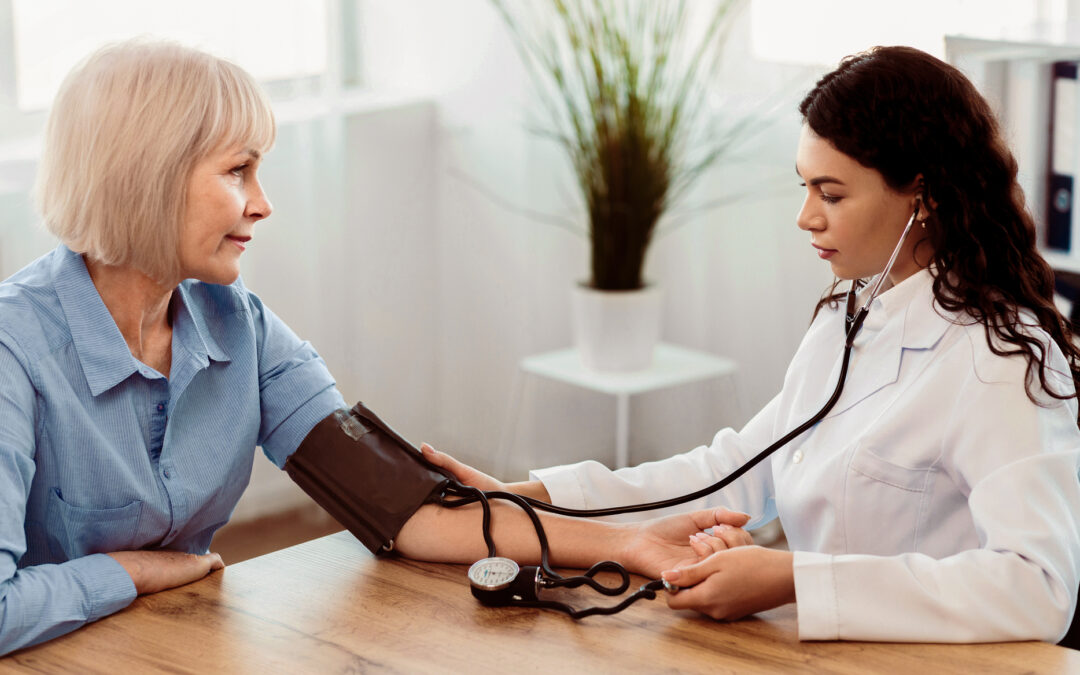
46,488,144,560
845,446,931,555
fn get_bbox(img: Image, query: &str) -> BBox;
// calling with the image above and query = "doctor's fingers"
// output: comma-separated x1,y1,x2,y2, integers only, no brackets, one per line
689,535,725,559
690,526,753,557
662,546,738,590
663,573,738,620
686,507,750,532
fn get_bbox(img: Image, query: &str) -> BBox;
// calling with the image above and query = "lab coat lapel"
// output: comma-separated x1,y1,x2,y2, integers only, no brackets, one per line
823,271,947,419
822,308,903,419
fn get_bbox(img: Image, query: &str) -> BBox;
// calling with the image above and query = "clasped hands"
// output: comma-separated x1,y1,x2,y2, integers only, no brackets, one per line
421,444,795,621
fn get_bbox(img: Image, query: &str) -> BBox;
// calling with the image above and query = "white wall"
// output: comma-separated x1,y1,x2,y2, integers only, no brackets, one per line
350,0,830,477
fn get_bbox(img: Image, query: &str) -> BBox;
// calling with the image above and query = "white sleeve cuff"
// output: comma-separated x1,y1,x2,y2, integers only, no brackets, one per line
793,550,839,641
529,462,594,509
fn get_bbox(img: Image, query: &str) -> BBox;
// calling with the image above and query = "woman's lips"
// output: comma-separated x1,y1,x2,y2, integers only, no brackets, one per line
813,244,837,260
226,235,251,251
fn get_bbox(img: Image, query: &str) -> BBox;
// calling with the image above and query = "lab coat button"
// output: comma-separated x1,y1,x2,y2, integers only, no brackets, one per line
792,449,804,464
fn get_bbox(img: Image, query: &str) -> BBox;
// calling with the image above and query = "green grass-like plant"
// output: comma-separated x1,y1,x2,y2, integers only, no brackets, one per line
493,0,749,291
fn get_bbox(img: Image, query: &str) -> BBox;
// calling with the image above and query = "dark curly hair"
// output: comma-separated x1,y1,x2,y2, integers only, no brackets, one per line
800,45,1080,419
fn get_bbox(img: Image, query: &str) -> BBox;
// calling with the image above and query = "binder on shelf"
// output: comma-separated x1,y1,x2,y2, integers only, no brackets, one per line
1048,61,1080,252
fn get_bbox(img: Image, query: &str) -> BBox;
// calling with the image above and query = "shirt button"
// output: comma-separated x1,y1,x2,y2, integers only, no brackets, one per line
792,449,804,464
156,403,165,412
163,469,171,479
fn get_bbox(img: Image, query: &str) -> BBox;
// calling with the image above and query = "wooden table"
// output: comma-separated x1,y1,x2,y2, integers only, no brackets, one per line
4,531,1079,673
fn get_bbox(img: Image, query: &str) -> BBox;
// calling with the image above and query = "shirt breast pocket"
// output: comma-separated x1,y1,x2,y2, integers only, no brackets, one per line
46,488,144,560
844,445,932,555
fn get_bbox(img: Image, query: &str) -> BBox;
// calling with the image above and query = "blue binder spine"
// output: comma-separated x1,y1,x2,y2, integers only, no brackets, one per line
1048,61,1079,252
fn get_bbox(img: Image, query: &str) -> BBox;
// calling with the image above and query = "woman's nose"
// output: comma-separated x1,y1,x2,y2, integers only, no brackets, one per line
246,180,273,221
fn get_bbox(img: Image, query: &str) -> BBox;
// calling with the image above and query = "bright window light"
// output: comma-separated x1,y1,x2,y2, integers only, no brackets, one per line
750,0,1066,65
12,0,329,110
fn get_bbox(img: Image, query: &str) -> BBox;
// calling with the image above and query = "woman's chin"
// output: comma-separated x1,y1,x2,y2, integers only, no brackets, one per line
187,266,241,286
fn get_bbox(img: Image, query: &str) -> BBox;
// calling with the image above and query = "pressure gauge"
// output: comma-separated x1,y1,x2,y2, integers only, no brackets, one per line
468,557,520,591
467,558,541,606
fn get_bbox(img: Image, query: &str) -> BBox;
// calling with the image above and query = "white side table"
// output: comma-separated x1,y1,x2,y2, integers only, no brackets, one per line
497,343,738,474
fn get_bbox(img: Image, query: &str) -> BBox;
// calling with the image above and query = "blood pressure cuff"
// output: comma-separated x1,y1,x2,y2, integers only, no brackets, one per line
284,401,454,555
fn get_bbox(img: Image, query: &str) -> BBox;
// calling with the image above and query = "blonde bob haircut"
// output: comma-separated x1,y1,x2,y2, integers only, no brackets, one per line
35,39,276,283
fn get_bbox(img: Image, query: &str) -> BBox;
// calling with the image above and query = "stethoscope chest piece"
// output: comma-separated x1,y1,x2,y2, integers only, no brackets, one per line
468,557,541,605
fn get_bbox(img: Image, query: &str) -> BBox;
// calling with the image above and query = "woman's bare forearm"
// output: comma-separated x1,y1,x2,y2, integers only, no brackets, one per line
394,502,623,568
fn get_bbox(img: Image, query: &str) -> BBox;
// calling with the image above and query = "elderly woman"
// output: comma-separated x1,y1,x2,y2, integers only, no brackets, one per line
0,40,748,655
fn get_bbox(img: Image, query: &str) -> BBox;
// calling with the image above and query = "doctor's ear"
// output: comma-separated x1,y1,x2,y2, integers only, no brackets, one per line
909,177,936,225
914,193,938,220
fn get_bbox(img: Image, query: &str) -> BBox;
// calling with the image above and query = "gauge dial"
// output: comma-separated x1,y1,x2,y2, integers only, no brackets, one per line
468,557,520,591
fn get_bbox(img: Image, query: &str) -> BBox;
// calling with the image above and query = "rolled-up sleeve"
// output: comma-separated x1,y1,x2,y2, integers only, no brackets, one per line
246,294,346,467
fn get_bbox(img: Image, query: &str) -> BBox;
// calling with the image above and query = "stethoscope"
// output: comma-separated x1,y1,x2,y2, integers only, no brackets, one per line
440,202,924,617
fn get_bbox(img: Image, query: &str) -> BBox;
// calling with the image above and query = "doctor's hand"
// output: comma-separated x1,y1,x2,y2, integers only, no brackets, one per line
687,526,754,559
420,444,552,502
620,508,752,578
661,546,795,620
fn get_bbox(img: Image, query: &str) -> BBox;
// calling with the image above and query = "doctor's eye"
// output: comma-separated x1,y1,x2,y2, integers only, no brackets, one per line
229,164,248,177
819,193,841,204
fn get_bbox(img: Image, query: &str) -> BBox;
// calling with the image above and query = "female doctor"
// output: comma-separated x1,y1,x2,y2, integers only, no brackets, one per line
424,45,1080,644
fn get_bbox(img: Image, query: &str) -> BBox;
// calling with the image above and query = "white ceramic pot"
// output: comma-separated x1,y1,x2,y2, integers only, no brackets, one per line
571,283,662,372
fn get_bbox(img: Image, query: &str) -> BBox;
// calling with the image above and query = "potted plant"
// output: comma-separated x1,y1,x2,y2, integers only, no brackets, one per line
493,0,750,371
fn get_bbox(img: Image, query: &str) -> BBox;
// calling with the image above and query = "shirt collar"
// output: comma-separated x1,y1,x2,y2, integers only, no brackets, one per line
172,282,230,365
52,245,142,396
856,268,953,351
52,245,230,397
898,268,956,350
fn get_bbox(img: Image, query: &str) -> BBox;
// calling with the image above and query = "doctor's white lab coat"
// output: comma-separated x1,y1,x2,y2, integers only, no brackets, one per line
532,269,1080,642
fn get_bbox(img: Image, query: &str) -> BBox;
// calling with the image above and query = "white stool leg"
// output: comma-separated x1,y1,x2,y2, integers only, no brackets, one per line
495,367,526,480
615,392,630,469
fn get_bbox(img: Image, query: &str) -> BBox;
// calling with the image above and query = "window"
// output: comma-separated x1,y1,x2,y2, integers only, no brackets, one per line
10,0,331,111
750,0,1067,65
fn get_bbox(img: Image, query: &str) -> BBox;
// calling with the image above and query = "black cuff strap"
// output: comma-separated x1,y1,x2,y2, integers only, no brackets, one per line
284,402,453,555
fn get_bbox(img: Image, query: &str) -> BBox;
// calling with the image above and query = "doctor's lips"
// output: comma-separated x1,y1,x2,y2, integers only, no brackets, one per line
812,243,837,260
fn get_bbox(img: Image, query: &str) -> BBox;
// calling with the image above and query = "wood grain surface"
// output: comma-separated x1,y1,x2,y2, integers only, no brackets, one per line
3,531,1078,673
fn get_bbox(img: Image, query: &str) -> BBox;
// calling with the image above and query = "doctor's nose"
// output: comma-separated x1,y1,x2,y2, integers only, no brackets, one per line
796,196,824,232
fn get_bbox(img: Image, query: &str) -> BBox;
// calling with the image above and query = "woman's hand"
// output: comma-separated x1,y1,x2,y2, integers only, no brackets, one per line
107,550,224,595
619,508,753,578
661,546,795,620
420,444,552,501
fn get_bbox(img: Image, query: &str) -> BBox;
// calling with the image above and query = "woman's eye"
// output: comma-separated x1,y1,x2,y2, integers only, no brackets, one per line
230,165,248,177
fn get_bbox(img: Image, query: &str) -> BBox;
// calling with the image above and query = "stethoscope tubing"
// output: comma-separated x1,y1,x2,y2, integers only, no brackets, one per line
514,331,859,518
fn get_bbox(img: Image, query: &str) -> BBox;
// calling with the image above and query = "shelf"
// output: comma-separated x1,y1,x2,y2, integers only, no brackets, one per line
520,343,737,396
